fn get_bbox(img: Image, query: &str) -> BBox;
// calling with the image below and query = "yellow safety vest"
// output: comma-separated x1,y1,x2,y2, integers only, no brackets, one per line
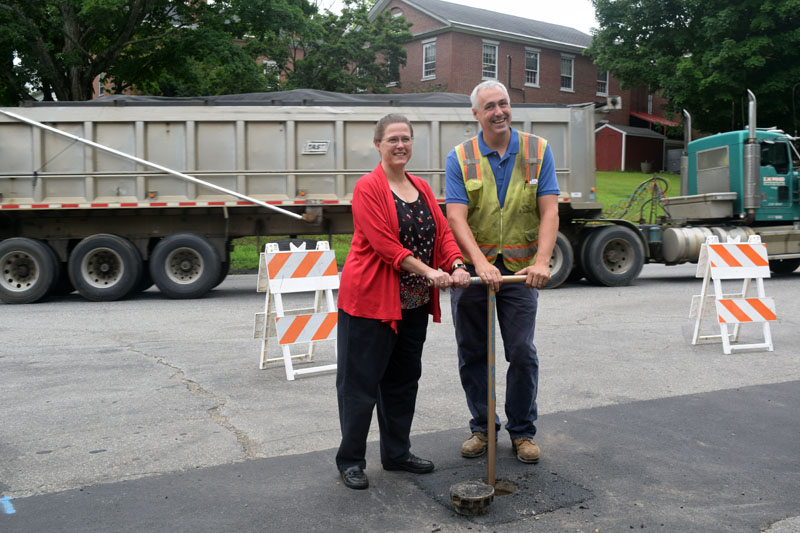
455,131,547,270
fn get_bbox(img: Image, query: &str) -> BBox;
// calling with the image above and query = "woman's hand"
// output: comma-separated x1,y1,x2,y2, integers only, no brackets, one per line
426,269,452,290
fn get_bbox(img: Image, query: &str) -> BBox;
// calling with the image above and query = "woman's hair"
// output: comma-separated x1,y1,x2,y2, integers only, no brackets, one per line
374,114,414,143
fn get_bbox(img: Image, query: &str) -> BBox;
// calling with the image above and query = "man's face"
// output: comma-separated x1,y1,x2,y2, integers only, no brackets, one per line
472,87,511,137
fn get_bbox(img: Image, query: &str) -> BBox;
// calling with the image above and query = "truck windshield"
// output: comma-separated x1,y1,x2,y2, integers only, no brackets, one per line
760,141,790,174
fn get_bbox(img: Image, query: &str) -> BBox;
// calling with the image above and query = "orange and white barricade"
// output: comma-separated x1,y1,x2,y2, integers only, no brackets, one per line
690,235,776,354
253,241,338,380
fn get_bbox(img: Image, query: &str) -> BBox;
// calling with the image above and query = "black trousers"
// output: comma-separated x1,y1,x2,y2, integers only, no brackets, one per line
335,305,429,471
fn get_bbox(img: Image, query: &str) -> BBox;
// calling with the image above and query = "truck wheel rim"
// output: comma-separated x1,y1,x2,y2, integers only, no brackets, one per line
549,245,565,273
1,251,40,292
602,238,635,274
81,247,124,288
165,247,203,284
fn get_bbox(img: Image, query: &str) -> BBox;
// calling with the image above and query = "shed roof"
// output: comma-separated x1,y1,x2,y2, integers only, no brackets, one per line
596,123,667,140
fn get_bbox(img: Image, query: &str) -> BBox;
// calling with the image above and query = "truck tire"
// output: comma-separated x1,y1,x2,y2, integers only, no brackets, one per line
213,255,230,289
582,226,644,287
132,262,154,293
0,238,59,304
150,233,221,299
769,258,800,275
68,234,143,301
544,232,573,289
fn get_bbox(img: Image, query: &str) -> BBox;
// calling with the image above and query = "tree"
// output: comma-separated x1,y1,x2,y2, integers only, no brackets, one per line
0,0,194,103
285,0,412,93
0,0,315,104
586,0,800,133
0,0,411,104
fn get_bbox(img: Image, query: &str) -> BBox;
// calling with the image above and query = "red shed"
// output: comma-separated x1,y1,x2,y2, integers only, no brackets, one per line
595,124,666,172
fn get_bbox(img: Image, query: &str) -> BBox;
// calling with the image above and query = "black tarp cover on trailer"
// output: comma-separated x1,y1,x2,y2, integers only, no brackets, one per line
22,89,474,107
20,89,573,108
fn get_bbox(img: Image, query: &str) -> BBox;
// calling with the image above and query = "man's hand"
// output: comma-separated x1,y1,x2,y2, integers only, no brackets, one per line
475,261,503,292
515,263,550,289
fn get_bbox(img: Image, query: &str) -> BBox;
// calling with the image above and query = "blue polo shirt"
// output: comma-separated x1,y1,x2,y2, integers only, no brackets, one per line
445,127,559,208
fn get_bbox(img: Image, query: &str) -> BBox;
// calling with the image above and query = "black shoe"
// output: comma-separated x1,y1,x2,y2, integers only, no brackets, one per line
383,453,435,474
340,466,369,490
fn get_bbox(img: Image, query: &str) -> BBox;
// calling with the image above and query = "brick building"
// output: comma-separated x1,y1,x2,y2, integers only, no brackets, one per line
369,0,680,170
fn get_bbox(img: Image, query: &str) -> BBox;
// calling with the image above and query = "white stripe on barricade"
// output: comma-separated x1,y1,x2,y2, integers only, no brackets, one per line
691,235,777,354
253,241,338,380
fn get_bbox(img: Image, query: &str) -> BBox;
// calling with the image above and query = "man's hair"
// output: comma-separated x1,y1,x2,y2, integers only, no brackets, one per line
470,80,510,111
374,113,414,143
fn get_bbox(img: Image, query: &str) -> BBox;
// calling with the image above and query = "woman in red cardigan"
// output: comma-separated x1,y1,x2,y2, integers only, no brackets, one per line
336,114,471,490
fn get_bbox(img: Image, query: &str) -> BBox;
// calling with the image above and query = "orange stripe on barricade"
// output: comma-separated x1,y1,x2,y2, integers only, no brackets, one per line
312,313,338,341
324,258,338,276
268,253,291,279
710,244,742,267
280,315,312,344
719,300,752,322
739,244,769,267
748,298,777,321
292,251,322,278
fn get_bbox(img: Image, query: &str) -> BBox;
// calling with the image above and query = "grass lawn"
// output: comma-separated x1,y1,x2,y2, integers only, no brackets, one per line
230,170,681,271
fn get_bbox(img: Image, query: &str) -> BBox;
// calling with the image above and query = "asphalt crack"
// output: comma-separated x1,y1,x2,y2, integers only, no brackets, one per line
129,348,261,460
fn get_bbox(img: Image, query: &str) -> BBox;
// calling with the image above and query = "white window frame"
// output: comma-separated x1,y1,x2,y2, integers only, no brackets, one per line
596,69,609,96
524,48,540,87
482,40,498,80
422,38,436,81
560,54,574,92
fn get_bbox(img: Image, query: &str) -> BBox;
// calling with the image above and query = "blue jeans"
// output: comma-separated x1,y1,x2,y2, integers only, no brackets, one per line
450,260,539,438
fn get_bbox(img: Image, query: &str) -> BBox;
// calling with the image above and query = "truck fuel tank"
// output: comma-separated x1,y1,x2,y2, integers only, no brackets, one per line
661,226,755,263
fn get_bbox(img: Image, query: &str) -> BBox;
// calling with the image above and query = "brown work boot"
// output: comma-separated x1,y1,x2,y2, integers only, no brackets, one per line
512,437,540,464
461,432,489,458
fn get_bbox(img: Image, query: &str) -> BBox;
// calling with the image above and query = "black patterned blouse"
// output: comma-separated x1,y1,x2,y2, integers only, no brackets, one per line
393,191,436,309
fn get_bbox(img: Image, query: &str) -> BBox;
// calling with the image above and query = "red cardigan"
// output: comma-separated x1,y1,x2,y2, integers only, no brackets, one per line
338,164,463,330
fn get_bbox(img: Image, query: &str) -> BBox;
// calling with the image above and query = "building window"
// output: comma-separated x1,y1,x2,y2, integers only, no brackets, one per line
525,49,539,87
262,60,278,76
482,41,498,79
97,73,105,96
597,69,608,95
422,39,436,80
560,55,574,91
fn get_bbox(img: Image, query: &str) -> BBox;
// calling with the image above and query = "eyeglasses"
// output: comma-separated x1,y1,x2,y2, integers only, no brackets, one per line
381,136,413,145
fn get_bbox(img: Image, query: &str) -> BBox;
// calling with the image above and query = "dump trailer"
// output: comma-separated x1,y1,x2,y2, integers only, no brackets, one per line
0,90,608,303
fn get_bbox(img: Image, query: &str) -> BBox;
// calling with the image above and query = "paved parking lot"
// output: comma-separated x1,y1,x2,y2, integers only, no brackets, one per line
2,264,799,531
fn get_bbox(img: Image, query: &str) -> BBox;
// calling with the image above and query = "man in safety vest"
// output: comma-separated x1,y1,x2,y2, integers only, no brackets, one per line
445,80,560,464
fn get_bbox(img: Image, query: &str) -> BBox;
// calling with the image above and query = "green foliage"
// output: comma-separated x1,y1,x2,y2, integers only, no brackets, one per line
0,0,195,102
587,0,800,133
231,235,352,271
284,0,412,93
0,0,409,103
111,26,273,97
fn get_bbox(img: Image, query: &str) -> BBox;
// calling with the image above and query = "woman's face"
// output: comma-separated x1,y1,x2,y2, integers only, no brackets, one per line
375,122,413,170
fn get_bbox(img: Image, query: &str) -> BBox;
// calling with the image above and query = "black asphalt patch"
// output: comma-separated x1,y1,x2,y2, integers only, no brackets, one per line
413,458,592,524
2,381,798,531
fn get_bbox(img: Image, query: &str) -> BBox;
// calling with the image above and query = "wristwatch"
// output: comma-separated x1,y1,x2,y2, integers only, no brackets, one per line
452,263,468,272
